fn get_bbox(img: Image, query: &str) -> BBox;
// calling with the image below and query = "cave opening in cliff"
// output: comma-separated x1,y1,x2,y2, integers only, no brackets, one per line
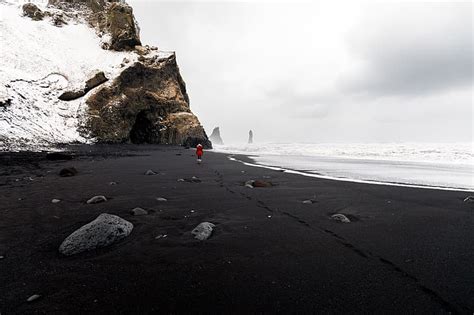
129,111,156,144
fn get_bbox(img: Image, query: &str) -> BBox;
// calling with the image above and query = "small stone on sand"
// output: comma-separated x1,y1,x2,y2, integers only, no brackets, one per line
331,214,351,223
156,197,167,202
192,222,215,240
245,180,255,188
302,199,315,204
86,195,107,204
109,181,118,185
52,199,61,203
145,169,157,175
245,179,272,188
27,294,41,302
177,178,185,182
130,207,148,216
155,234,167,239
463,196,474,203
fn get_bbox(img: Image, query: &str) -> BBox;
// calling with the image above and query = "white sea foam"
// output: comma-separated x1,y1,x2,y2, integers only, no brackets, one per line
214,142,474,191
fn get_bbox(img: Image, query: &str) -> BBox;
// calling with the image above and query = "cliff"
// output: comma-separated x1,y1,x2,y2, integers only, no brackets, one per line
0,0,211,150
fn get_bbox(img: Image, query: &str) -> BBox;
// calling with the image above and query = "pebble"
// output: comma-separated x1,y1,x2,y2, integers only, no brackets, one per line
463,196,474,203
145,169,157,175
52,199,61,203
155,234,167,239
130,207,148,216
267,215,272,218
0,255,4,259
86,195,107,204
27,294,41,303
331,213,351,223
302,199,315,204
109,181,118,185
156,197,167,202
177,178,185,182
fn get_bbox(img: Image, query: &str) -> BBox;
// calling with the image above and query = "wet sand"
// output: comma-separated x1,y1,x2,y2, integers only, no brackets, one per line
0,145,473,314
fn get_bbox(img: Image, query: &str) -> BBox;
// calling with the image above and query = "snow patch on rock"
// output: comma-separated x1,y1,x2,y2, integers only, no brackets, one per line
0,2,136,150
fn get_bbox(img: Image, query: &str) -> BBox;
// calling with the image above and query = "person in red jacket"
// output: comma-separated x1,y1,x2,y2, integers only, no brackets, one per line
196,144,203,163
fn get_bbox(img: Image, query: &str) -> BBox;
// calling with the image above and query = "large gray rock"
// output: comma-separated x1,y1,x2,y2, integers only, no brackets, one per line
59,213,133,256
331,214,351,223
191,222,215,240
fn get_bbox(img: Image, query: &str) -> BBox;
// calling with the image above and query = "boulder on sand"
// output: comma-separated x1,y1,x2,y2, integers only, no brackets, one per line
192,222,215,240
331,214,351,223
59,213,133,256
86,195,107,204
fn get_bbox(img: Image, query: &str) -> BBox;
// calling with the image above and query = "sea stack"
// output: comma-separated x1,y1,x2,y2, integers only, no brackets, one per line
248,130,253,144
209,127,224,145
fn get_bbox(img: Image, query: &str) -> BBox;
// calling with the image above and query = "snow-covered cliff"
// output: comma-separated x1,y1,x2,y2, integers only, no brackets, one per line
0,0,210,150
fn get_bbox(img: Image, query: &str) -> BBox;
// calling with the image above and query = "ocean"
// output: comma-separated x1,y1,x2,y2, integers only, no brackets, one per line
213,142,474,191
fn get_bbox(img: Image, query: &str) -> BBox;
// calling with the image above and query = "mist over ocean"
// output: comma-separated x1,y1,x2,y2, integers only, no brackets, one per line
214,142,474,190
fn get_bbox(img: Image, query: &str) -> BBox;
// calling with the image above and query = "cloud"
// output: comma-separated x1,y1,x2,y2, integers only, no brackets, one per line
339,2,473,97
129,0,473,143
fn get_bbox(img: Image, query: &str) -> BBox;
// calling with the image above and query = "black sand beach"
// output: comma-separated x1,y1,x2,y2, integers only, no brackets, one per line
1,145,473,314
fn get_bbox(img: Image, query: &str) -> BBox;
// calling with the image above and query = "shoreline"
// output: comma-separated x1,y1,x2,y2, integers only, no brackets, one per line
229,154,474,193
1,145,474,313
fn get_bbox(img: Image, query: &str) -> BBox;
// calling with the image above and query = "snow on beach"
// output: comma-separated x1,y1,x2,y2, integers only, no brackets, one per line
215,142,474,190
0,1,136,150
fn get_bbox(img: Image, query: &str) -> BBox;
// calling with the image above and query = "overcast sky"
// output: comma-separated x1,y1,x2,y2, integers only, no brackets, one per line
129,0,473,144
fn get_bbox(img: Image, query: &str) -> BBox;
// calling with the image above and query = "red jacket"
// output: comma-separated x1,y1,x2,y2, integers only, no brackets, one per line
196,145,203,157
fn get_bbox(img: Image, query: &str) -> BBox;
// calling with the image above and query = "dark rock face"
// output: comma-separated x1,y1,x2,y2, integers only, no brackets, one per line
0,98,12,108
84,55,211,148
22,3,44,21
91,2,141,51
85,71,108,90
59,71,108,101
209,127,224,145
49,0,140,51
